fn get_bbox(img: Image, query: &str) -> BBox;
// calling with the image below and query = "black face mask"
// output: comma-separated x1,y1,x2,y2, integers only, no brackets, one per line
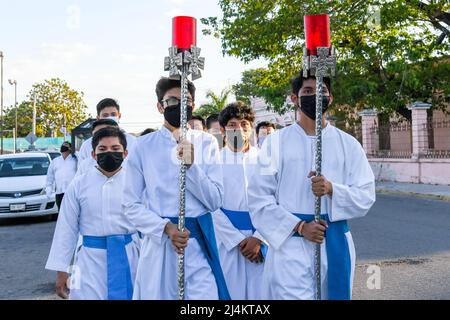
96,152,124,173
299,95,331,120
164,104,193,128
60,146,70,153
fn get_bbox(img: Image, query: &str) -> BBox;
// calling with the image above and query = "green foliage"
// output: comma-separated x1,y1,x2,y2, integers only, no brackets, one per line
2,78,88,137
194,88,232,118
202,0,450,121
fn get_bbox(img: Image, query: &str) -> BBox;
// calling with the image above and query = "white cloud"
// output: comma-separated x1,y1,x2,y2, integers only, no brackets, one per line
40,42,96,65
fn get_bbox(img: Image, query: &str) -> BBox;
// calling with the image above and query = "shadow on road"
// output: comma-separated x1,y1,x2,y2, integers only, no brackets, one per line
0,215,57,227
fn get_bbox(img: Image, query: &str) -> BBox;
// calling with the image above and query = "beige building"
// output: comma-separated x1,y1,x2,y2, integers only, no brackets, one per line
250,97,296,127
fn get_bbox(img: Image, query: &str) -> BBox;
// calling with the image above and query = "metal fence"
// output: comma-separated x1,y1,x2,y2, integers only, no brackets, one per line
370,121,413,159
421,118,450,159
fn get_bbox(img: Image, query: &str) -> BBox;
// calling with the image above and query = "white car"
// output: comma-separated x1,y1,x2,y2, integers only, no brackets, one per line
0,153,58,219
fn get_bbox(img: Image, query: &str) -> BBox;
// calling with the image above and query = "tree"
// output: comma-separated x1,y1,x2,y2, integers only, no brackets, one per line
2,78,89,138
194,88,232,118
233,68,293,114
202,0,450,122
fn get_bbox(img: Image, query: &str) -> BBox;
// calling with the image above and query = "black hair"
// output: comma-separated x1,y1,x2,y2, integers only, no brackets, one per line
206,114,219,130
96,98,120,115
219,101,255,128
256,121,276,135
291,70,331,96
190,115,206,128
91,119,119,133
140,128,156,136
156,77,196,103
92,126,127,151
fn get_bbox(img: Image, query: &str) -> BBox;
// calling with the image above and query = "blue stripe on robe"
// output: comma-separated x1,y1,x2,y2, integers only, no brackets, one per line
292,213,351,300
166,213,231,300
82,234,134,300
221,208,268,259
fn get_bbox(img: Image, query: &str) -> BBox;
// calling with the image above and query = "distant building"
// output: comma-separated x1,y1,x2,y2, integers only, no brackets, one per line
250,97,296,128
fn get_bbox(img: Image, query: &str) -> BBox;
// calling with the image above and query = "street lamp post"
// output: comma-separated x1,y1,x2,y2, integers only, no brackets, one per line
8,79,17,153
0,51,4,154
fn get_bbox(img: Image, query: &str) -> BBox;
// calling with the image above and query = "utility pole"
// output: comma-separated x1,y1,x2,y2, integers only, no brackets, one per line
8,79,17,153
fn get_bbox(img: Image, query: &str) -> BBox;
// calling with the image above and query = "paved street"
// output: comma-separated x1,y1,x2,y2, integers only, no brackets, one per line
0,193,449,300
350,194,450,299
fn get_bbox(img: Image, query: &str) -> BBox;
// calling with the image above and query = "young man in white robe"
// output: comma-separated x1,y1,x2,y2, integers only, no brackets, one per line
45,141,78,210
77,98,136,163
46,127,140,300
212,102,266,300
247,71,376,300
123,77,230,300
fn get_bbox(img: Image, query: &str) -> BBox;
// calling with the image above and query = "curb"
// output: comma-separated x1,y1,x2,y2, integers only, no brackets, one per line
376,188,450,202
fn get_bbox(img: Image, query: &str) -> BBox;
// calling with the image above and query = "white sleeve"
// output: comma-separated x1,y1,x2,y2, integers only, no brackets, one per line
122,147,170,244
185,136,224,213
45,180,80,272
78,139,91,163
45,160,56,197
252,230,267,245
247,134,300,250
74,159,91,178
212,209,246,251
329,139,376,222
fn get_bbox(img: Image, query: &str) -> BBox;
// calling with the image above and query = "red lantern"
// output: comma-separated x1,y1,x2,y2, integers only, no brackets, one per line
172,16,197,51
304,14,331,56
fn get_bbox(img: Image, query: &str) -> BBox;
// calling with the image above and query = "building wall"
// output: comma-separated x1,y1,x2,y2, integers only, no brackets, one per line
251,97,296,127
370,158,450,185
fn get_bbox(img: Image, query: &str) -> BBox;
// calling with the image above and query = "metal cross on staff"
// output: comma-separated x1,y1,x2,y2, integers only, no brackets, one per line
163,16,205,301
302,14,336,300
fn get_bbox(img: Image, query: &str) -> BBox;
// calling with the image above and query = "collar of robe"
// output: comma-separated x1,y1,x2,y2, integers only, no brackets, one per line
294,121,331,138
160,125,193,144
94,166,124,180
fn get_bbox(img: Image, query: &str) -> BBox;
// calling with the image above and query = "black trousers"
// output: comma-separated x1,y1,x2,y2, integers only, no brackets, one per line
55,193,65,211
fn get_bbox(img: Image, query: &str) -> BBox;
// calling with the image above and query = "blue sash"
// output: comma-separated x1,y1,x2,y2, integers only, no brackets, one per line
221,208,255,231
166,213,231,300
221,208,268,258
292,213,351,300
82,234,134,300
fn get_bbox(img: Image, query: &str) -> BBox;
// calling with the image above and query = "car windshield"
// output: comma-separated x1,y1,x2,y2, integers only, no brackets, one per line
0,157,50,177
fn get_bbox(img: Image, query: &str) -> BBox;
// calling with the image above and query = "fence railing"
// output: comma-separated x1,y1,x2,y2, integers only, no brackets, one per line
366,117,450,159
422,118,450,159
0,137,65,153
372,150,413,159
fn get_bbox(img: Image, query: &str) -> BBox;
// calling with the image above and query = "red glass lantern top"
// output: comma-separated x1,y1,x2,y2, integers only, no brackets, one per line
172,16,197,50
304,14,331,56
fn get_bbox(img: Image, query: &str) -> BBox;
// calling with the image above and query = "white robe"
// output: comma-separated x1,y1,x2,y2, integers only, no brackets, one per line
212,146,265,300
74,157,96,178
45,167,140,300
45,154,78,196
123,126,224,300
247,123,376,300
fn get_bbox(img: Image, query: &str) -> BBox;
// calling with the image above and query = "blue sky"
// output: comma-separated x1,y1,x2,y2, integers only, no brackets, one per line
0,0,264,133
